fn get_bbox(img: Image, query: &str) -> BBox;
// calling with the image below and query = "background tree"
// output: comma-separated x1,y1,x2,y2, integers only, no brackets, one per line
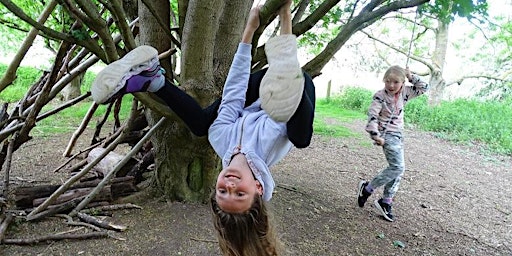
0,0,492,205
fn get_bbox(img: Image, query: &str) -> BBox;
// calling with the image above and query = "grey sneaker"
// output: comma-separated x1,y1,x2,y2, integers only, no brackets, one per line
260,34,304,122
91,45,160,104
357,180,371,207
374,199,394,222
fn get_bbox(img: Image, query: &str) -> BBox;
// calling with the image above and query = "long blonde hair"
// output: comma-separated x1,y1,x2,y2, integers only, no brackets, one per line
210,193,282,256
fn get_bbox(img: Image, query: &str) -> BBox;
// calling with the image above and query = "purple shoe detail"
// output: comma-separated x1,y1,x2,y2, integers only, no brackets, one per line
126,66,165,93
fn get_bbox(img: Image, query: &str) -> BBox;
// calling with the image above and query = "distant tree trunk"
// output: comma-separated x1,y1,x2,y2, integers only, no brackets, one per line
428,20,449,106
59,73,83,101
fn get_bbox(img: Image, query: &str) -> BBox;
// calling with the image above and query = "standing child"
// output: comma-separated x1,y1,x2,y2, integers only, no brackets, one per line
91,1,314,255
357,65,428,222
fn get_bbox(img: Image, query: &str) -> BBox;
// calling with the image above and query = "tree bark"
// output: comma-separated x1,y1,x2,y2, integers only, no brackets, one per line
138,0,231,202
428,20,449,106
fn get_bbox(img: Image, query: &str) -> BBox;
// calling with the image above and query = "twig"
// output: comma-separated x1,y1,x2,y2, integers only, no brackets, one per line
80,203,143,214
2,231,109,245
2,132,17,195
276,183,307,196
63,99,98,157
0,213,13,242
190,237,217,243
64,158,88,173
37,92,91,121
55,214,102,232
77,213,126,231
54,141,102,172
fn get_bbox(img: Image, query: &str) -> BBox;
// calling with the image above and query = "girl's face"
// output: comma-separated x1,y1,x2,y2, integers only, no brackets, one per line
384,74,404,94
215,165,262,213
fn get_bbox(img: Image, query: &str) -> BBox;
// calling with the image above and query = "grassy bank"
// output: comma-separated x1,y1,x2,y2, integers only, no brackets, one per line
320,87,512,155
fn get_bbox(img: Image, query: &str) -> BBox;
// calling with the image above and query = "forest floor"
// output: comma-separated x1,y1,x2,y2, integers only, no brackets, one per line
1,119,511,256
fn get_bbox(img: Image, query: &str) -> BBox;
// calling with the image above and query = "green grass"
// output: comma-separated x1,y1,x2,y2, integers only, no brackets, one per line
313,98,365,138
330,87,512,155
33,98,133,136
406,97,512,155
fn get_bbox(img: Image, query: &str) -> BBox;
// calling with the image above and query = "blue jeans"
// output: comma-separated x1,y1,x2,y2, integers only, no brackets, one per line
369,133,405,199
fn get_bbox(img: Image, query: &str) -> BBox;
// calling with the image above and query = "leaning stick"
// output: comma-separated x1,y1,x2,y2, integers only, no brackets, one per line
77,213,127,232
1,133,17,196
0,92,91,143
54,141,102,172
2,231,109,245
63,102,98,157
70,117,167,216
0,213,13,242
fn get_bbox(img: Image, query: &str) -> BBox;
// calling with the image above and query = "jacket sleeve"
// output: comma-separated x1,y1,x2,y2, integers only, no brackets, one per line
208,43,252,154
365,92,383,137
404,74,429,100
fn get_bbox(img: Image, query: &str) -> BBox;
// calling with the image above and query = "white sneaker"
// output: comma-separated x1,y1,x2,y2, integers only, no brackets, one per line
260,34,304,122
91,45,159,104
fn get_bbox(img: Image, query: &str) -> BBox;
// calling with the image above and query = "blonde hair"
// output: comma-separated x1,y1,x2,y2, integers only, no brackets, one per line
210,193,283,256
383,65,407,83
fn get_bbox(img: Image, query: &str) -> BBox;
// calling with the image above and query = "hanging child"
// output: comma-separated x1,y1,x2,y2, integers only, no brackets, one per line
91,0,314,254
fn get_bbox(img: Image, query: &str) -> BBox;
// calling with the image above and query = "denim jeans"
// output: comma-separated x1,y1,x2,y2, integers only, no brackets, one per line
369,133,405,199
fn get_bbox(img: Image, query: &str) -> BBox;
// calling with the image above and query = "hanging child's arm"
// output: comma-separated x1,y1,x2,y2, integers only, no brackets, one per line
211,7,260,125
208,7,260,152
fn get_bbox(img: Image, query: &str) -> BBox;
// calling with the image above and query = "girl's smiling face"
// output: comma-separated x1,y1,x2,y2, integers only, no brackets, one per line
215,157,263,213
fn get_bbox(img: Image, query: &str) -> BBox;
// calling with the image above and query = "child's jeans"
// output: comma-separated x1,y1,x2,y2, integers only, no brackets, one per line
369,133,405,199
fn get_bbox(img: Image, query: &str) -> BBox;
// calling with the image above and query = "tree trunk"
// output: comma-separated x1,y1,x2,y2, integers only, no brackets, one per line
137,0,232,202
428,20,449,106
59,73,83,101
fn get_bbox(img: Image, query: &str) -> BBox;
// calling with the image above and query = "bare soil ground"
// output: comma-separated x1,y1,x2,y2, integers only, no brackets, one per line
1,119,511,255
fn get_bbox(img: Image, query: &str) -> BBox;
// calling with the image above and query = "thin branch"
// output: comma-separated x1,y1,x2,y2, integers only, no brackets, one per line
1,133,17,196
2,231,109,245
0,0,58,92
63,102,98,157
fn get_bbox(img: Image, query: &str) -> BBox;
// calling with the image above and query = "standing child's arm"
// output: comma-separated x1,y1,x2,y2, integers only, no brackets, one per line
365,92,385,145
405,67,429,98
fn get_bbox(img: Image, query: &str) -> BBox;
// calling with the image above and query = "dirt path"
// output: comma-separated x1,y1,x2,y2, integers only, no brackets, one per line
2,120,511,255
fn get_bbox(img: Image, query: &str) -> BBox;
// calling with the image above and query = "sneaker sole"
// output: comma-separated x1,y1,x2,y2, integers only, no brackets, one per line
91,45,158,104
260,35,304,122
357,180,366,195
357,180,368,207
374,199,394,222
